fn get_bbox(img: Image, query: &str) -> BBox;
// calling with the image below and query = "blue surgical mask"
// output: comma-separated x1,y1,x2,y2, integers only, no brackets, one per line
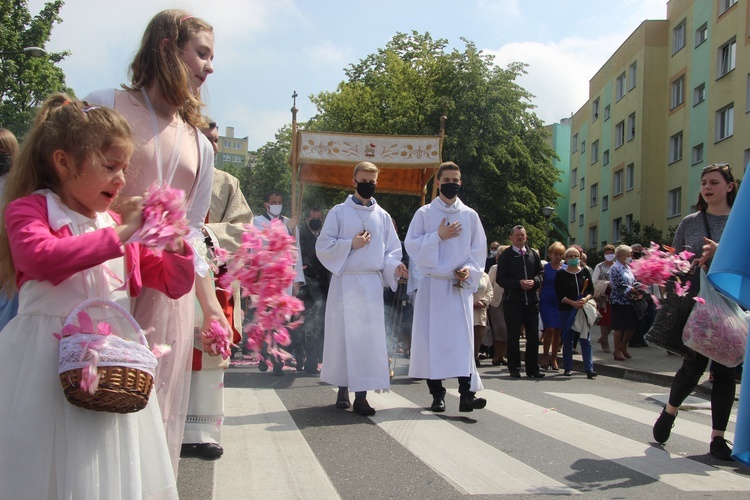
625,257,633,264
566,258,580,267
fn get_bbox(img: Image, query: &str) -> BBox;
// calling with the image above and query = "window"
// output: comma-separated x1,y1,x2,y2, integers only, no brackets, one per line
603,105,611,121
628,62,637,91
222,153,231,162
628,113,636,141
716,104,734,142
626,163,635,191
625,214,633,233
234,141,242,149
718,38,736,78
695,23,707,47
572,133,578,153
223,140,231,148
571,168,578,187
671,76,685,109
614,169,623,196
579,214,584,227
692,143,704,164
616,73,626,101
590,183,598,207
615,121,625,148
580,177,585,191
589,226,598,249
694,83,706,105
669,132,683,163
592,98,600,121
602,195,609,211
673,20,686,54
668,188,682,218
233,155,244,163
570,203,577,223
591,140,599,164
720,0,738,15
581,141,586,154
612,218,622,243
603,149,610,165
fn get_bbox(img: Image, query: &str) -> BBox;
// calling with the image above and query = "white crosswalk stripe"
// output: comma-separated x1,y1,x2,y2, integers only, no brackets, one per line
365,390,579,496
641,392,738,423
205,385,749,499
216,387,340,499
549,392,735,441
453,389,750,492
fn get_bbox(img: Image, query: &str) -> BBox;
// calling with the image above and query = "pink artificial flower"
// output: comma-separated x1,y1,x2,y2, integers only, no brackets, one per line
694,297,706,304
203,320,232,360
151,343,172,358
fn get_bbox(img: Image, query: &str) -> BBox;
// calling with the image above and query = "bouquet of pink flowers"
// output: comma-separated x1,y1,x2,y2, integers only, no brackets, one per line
214,219,304,363
203,320,232,360
129,182,190,251
629,242,695,306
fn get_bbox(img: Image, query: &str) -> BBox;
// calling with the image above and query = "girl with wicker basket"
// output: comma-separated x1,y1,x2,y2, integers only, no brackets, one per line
0,95,195,499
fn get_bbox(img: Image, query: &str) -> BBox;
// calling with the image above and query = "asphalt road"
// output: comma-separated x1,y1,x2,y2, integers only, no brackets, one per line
176,360,748,499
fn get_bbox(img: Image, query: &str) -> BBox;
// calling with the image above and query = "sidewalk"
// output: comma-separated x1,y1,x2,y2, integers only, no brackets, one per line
517,325,741,399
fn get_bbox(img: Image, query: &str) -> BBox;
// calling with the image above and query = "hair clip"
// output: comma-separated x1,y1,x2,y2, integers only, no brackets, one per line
61,99,71,106
82,106,100,113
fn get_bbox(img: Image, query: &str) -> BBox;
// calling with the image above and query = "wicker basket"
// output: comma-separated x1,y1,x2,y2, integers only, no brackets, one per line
58,299,158,414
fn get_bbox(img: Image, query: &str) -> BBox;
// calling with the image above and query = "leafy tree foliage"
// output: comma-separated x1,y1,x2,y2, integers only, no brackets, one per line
306,31,561,247
0,0,71,137
620,221,677,249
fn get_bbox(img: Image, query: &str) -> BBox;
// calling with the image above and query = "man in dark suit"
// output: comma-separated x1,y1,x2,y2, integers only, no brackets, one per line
496,225,545,379
296,207,331,373
485,241,500,273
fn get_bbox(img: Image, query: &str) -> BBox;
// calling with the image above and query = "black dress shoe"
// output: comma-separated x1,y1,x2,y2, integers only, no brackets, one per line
195,443,224,459
303,365,320,374
459,395,487,412
563,370,572,376
509,370,521,378
527,372,545,379
272,364,284,377
430,395,446,412
353,397,376,416
336,388,351,409
587,371,598,379
258,360,268,372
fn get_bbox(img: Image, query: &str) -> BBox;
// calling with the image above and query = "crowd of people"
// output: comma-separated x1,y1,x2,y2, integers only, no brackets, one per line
0,8,744,499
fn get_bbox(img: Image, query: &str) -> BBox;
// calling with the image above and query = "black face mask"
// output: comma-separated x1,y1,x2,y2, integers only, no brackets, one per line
308,218,323,231
632,251,643,260
440,182,461,199
356,181,376,199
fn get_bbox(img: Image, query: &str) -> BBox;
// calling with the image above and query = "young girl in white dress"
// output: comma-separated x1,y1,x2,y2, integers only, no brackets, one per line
0,94,195,499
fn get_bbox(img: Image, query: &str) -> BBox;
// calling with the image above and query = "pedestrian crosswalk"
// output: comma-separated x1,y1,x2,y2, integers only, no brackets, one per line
205,385,744,499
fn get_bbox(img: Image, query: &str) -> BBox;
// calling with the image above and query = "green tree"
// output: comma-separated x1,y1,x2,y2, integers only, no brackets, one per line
307,31,561,247
0,0,71,137
621,221,677,249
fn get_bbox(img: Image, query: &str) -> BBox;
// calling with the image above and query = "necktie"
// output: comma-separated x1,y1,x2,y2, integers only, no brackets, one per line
520,248,526,256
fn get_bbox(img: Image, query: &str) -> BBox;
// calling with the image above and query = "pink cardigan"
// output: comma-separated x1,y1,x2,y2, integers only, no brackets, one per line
5,194,195,299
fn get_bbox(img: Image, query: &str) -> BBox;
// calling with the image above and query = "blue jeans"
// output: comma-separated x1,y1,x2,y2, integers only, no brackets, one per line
560,310,593,373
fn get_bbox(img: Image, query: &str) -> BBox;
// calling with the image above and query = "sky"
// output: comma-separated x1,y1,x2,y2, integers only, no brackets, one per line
28,0,668,150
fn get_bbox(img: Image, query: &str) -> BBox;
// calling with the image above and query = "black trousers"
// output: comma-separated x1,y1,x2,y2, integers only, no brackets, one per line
504,302,541,375
427,377,472,397
668,353,736,432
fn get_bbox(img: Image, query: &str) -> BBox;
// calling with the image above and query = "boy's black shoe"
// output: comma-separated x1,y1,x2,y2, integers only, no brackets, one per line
508,370,521,378
430,395,446,412
336,388,351,409
653,409,676,444
709,436,734,461
353,398,376,416
459,395,486,413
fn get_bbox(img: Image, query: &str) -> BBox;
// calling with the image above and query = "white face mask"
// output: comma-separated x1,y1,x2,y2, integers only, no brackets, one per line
625,257,633,264
604,254,616,262
268,204,283,216
490,250,498,257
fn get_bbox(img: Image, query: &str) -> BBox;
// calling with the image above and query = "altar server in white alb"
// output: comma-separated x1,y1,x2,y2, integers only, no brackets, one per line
406,161,487,413
316,161,408,416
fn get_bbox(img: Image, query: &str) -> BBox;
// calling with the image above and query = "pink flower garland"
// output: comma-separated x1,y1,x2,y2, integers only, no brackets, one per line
215,219,304,361
630,242,694,305
130,182,190,251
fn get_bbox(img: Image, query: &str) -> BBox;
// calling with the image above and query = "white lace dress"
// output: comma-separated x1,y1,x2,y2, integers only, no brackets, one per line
0,194,177,499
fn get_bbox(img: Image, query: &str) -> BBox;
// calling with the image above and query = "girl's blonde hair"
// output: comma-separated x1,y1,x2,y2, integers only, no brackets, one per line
0,128,20,158
124,9,213,128
0,94,133,294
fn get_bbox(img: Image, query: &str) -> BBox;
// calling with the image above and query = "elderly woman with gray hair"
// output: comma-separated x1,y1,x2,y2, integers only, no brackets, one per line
608,244,642,360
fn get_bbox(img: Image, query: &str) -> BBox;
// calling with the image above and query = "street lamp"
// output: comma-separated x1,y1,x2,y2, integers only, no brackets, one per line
0,47,47,58
542,206,555,260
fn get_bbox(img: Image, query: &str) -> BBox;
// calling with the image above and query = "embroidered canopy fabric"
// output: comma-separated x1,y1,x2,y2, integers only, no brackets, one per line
294,131,442,196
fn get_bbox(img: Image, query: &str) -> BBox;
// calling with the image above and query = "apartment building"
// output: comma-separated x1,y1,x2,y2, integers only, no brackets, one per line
216,126,251,170
567,0,749,249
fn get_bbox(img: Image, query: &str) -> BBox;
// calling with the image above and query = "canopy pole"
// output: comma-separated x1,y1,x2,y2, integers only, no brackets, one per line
289,91,300,222
431,115,447,201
